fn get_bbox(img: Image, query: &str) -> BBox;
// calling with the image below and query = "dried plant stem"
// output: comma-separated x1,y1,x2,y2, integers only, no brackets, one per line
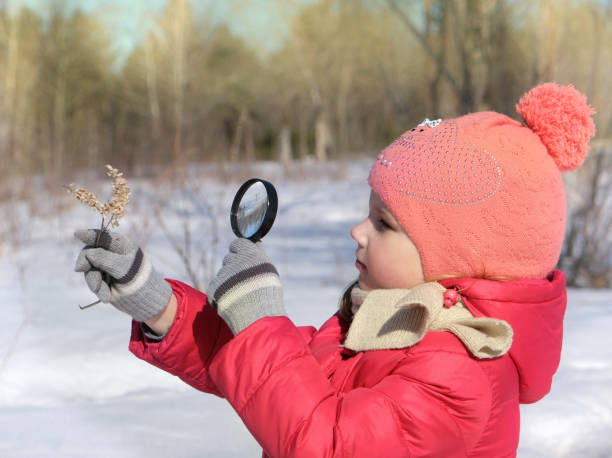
68,164,131,311
80,218,112,310
95,218,105,247
79,299,101,310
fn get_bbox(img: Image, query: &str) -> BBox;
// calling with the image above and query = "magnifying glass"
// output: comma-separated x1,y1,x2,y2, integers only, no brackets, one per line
230,178,278,241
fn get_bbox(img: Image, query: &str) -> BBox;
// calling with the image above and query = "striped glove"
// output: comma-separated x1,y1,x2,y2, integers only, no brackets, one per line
74,229,172,322
207,238,286,335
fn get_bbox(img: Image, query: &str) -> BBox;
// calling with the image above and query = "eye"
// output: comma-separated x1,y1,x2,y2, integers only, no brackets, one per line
376,218,391,230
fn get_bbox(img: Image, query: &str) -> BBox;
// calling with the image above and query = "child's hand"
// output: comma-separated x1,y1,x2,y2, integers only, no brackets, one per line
74,229,172,322
207,238,286,335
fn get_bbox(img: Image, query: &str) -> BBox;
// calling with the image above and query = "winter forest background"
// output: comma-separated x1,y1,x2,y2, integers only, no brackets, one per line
0,0,611,457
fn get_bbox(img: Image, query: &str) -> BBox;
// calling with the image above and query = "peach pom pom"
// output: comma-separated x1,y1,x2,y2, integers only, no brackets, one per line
516,83,595,172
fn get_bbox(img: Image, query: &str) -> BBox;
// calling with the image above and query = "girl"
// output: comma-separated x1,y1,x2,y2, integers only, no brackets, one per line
74,83,595,457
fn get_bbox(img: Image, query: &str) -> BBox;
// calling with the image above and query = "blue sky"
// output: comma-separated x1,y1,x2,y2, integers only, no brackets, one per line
9,0,301,63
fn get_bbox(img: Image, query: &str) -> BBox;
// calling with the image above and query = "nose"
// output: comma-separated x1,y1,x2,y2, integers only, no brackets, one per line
351,218,367,247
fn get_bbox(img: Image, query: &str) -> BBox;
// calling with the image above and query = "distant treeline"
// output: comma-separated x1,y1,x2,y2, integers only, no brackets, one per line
0,0,610,176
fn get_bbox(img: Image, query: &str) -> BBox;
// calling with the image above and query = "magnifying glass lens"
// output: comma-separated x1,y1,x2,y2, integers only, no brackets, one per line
236,182,268,238
230,179,278,241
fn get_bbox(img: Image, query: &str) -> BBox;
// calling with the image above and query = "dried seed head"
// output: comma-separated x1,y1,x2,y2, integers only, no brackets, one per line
65,184,105,214
66,165,130,227
103,164,130,226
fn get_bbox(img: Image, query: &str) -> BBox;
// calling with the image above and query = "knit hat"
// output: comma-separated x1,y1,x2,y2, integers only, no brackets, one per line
369,83,595,281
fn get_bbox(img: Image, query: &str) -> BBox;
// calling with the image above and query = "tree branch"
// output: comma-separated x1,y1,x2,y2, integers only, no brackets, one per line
385,0,461,95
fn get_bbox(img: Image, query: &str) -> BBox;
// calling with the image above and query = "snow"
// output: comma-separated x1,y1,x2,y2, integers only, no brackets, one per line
0,160,611,457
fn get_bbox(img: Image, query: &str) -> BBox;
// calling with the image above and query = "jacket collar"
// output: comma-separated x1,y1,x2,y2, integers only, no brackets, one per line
343,282,513,359
439,271,567,403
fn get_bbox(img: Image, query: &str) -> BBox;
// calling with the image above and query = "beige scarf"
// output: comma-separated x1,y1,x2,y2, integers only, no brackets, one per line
343,282,513,359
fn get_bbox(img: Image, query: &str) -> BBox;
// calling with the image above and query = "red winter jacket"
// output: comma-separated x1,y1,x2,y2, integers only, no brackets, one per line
130,271,567,457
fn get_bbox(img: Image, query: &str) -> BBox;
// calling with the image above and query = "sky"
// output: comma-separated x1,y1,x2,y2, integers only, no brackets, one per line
7,0,303,65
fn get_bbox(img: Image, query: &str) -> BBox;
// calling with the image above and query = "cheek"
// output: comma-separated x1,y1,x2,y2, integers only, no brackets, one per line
372,236,424,289
367,240,397,281
378,252,408,284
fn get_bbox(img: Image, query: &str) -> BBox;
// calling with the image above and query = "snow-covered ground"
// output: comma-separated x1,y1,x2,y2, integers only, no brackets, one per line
0,160,610,457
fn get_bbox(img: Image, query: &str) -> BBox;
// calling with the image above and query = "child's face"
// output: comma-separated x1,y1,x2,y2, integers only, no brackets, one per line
351,191,424,291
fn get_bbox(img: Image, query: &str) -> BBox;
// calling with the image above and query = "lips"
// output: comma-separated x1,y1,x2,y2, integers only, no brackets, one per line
355,259,366,271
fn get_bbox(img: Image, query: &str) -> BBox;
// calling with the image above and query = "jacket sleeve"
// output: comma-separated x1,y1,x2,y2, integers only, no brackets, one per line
208,317,492,458
129,280,319,397
129,279,234,396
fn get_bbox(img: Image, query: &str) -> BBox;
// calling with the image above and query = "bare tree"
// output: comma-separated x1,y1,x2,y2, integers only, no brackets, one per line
386,0,500,113
560,142,612,287
153,175,222,290
144,36,161,142
1,2,19,172
171,0,187,165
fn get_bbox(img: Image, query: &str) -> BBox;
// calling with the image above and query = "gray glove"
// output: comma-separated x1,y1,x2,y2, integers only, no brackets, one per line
207,238,286,335
74,229,172,322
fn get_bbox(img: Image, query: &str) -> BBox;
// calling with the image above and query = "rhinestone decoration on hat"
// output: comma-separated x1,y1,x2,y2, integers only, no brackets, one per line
417,118,442,128
374,120,502,205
